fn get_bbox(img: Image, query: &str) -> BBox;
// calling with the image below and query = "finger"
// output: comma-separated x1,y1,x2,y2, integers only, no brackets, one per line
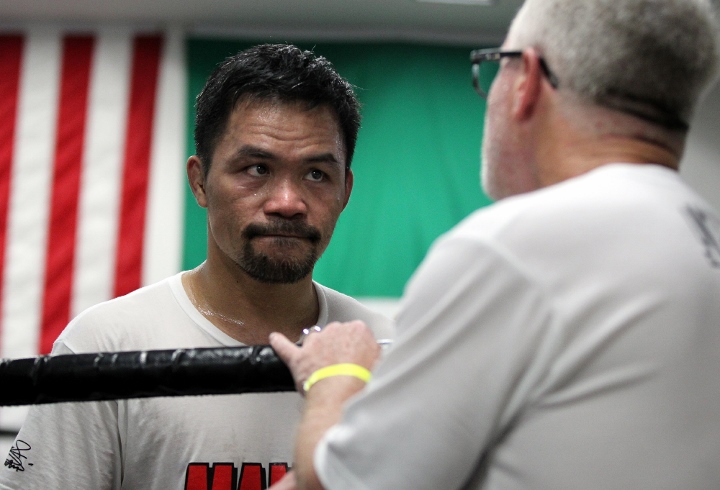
269,332,299,366
270,333,307,392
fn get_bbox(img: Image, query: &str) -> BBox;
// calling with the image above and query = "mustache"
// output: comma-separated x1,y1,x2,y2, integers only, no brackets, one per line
243,220,322,243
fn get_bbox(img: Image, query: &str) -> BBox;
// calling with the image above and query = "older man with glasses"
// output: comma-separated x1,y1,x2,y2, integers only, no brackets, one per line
269,0,720,489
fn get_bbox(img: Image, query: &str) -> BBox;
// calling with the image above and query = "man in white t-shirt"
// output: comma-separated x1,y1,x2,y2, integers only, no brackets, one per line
269,1,720,489
0,44,393,490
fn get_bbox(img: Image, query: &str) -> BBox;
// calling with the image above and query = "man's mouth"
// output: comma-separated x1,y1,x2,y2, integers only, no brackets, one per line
256,233,306,240
243,222,321,243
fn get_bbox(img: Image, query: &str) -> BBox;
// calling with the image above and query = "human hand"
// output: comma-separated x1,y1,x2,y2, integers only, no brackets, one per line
270,320,381,394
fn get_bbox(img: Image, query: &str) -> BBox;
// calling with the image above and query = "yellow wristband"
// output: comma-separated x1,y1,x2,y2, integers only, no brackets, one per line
303,363,372,393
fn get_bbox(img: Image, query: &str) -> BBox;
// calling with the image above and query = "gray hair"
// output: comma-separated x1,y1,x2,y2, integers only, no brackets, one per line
507,0,720,129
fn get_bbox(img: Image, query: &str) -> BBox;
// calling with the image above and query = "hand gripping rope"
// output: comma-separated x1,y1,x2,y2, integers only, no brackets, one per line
0,346,295,406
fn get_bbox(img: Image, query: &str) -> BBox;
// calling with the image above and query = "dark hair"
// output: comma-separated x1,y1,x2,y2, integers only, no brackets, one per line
194,43,361,174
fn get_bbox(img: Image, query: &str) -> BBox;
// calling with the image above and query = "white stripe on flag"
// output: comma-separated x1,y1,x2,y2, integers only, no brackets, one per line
0,27,186,431
72,28,132,316
143,26,185,286
0,28,62,431
1,28,61,359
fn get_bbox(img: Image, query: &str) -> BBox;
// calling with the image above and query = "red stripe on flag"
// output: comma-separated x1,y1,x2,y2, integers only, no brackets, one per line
39,36,94,354
0,35,24,349
113,35,163,297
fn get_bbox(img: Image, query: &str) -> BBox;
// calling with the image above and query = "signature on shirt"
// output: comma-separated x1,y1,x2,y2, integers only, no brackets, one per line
4,440,32,472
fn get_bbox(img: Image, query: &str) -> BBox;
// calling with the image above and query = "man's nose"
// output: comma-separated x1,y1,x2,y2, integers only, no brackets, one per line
262,178,308,218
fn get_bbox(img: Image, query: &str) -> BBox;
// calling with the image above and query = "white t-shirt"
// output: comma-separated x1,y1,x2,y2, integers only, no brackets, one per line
0,273,394,490
316,163,720,490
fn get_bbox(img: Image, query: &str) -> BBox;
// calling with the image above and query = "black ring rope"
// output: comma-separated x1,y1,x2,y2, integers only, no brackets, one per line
0,346,295,406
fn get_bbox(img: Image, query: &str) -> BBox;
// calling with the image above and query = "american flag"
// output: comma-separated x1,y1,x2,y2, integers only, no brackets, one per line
0,28,186,427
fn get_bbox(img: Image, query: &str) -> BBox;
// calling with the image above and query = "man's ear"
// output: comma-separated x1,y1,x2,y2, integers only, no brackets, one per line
512,48,544,121
342,168,354,210
187,155,208,208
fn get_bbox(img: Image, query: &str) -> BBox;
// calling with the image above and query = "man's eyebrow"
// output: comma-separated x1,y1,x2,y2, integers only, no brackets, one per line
306,153,341,165
233,146,342,166
234,146,276,160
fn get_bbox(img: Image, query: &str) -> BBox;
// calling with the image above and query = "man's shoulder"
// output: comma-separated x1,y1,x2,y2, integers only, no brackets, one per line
434,163,708,283
457,163,686,241
56,274,182,353
72,275,177,322
315,284,395,339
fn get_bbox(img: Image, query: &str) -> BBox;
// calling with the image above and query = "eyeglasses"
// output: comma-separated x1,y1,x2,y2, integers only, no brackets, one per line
470,48,559,99
470,48,688,130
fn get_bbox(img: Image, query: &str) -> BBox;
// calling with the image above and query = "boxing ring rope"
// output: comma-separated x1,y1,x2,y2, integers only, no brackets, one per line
0,346,295,406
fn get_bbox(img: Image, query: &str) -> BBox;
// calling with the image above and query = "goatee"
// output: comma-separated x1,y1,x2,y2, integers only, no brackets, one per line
239,220,322,284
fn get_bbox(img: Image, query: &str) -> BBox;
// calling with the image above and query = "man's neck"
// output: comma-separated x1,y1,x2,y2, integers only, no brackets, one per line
536,99,683,188
182,261,319,345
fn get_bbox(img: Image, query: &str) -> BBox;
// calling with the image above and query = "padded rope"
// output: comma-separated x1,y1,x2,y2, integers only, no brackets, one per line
0,346,295,406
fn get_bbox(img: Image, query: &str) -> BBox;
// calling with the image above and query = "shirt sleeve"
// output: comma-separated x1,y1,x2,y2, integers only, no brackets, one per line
0,341,122,490
314,234,556,490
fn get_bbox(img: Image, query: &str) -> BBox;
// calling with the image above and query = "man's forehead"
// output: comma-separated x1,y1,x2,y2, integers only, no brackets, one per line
217,97,347,164
230,98,342,138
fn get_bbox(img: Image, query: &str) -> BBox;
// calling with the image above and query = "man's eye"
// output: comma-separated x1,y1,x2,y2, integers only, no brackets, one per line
306,169,325,182
247,164,269,177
